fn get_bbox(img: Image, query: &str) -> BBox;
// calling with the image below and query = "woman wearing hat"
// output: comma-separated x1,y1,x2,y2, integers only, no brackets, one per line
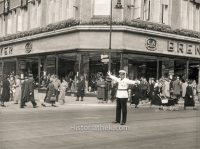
13,75,21,104
97,76,106,103
108,70,136,125
41,77,57,107
184,80,197,110
0,75,10,107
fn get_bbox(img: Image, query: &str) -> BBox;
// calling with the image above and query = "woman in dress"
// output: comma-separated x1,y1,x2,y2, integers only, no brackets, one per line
151,81,162,109
97,76,106,103
58,78,68,105
131,81,140,108
41,78,57,107
0,75,10,107
13,75,21,104
184,80,197,110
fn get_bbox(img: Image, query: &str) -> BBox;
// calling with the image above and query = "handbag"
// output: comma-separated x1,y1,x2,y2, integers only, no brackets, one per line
161,98,168,104
50,94,56,102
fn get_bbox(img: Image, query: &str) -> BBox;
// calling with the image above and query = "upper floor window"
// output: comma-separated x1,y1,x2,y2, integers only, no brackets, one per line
133,0,142,19
181,0,197,30
161,0,169,24
93,0,111,16
143,0,150,21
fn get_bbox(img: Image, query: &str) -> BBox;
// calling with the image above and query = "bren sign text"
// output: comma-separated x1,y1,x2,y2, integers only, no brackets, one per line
168,41,200,56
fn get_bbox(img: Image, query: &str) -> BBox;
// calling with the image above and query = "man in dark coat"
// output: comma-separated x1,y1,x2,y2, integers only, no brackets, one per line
0,76,10,107
76,76,85,101
20,77,27,108
21,75,37,108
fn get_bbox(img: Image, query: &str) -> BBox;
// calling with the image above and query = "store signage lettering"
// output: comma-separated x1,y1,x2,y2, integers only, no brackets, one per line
168,41,200,56
0,46,13,56
145,38,157,51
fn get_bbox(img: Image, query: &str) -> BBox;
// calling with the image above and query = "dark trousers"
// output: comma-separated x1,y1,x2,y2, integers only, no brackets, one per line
116,98,128,123
20,98,37,108
55,90,60,102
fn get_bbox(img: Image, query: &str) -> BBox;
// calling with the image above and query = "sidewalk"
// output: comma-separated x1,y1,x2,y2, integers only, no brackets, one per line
1,90,199,112
0,90,116,112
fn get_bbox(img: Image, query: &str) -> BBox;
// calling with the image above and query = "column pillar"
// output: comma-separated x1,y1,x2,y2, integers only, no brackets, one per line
186,60,189,80
120,53,123,70
156,59,159,80
198,64,200,83
55,54,58,76
38,57,41,87
15,58,19,75
82,54,89,92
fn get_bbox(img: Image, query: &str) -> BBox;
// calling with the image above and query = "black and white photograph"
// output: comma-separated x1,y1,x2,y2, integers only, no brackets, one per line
0,0,200,149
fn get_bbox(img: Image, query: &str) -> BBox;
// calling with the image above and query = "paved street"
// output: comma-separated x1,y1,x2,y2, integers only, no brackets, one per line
0,93,200,149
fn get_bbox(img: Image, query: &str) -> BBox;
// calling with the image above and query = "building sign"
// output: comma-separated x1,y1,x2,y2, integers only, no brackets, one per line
101,54,109,63
145,38,157,51
25,42,32,53
0,46,13,56
168,41,200,56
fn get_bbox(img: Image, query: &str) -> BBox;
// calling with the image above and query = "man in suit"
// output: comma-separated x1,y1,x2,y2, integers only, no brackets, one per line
21,74,37,108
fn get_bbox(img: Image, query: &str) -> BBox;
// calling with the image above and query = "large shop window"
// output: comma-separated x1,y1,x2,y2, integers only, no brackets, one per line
188,60,199,82
128,54,158,80
58,53,76,79
3,60,16,76
93,0,111,16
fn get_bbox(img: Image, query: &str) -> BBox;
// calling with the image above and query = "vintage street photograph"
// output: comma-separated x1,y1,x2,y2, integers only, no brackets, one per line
0,0,200,149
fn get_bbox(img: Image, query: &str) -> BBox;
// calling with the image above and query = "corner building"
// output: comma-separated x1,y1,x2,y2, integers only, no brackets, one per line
0,0,200,92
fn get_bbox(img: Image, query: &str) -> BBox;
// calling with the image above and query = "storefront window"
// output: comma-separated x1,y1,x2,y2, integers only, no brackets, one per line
3,59,16,76
174,59,187,80
58,53,76,80
189,60,200,82
128,54,158,80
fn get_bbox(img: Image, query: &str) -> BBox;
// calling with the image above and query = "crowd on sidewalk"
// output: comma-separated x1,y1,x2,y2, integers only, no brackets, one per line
96,74,199,110
0,72,199,111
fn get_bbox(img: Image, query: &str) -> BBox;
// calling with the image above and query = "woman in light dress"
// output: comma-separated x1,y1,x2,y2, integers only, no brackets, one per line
59,78,68,105
13,75,21,104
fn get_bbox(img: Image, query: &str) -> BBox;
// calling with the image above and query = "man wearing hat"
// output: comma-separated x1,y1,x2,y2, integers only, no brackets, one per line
108,70,136,125
21,74,37,108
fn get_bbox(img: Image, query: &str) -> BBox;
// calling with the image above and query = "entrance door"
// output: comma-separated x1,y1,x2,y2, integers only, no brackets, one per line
18,57,39,82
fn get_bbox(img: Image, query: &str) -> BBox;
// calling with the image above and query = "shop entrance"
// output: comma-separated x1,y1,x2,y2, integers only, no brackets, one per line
58,53,76,80
18,57,39,82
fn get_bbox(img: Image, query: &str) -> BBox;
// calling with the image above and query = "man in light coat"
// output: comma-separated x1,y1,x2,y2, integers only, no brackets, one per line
108,70,136,125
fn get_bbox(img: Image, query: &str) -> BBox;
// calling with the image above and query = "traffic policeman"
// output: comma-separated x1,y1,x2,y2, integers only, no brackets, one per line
108,70,136,125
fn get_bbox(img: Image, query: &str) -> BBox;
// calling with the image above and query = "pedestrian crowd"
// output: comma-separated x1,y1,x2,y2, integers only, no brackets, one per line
0,71,199,112
96,73,199,111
